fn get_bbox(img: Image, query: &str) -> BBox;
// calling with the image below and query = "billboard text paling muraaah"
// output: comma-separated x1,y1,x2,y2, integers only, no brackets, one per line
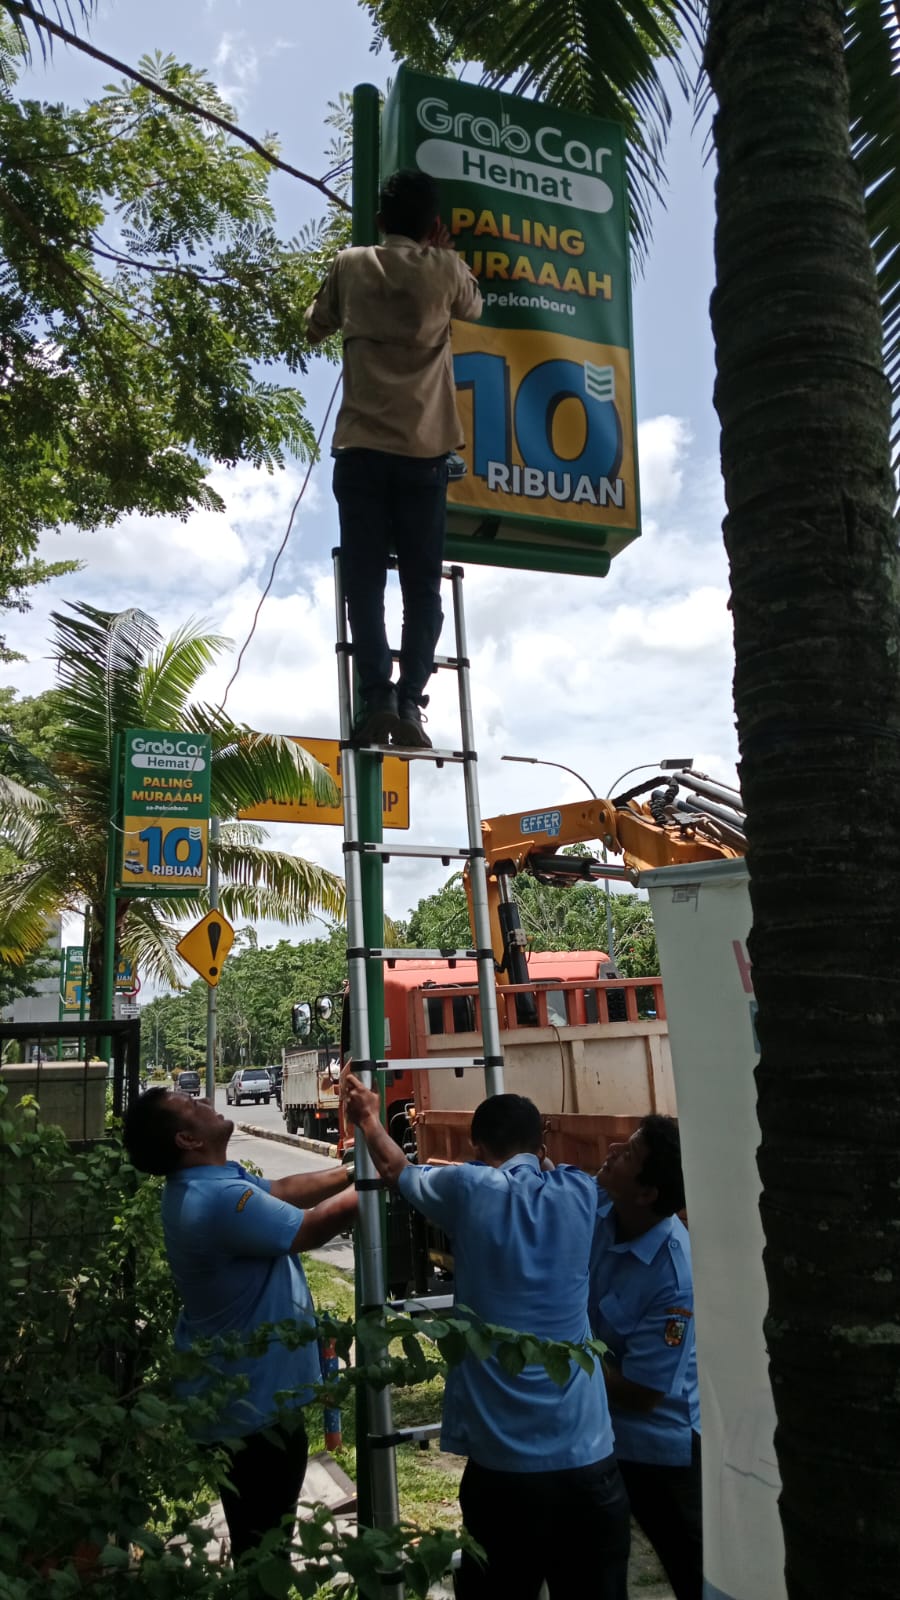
380,67,640,576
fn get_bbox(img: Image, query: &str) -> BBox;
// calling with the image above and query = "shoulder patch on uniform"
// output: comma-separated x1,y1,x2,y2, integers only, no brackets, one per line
664,1315,689,1346
236,1187,254,1212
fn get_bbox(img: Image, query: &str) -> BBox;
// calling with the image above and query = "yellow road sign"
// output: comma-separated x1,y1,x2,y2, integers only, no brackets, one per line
176,910,235,987
240,736,410,830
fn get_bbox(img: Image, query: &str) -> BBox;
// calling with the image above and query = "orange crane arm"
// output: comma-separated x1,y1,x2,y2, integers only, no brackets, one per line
465,783,744,979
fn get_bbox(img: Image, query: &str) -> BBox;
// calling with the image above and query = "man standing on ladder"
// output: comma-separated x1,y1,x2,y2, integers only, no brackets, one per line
306,169,482,750
343,1077,631,1600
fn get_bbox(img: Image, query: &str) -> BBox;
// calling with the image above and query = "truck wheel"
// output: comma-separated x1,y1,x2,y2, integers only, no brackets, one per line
303,1110,315,1138
264,1096,270,1105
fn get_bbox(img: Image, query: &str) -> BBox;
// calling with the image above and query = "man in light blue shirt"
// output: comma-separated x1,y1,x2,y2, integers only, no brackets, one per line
344,1075,630,1600
590,1115,702,1600
123,1089,356,1570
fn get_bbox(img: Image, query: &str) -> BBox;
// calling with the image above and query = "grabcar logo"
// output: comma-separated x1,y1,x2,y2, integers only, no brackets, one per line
416,97,613,177
131,736,205,757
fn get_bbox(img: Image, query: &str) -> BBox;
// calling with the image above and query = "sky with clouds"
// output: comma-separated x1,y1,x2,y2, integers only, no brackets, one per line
5,0,738,958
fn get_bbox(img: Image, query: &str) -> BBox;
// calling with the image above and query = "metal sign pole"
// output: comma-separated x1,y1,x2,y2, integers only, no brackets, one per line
206,816,220,1100
348,82,402,1564
100,733,123,1060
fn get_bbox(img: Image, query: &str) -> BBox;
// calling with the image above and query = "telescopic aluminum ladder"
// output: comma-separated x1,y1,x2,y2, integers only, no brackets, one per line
333,549,505,1582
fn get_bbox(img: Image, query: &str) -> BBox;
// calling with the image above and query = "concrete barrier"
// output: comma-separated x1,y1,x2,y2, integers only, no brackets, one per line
235,1121,338,1159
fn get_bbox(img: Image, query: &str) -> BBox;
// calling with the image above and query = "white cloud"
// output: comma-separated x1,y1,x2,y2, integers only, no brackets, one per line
212,31,259,108
637,415,693,510
211,30,297,111
36,510,249,601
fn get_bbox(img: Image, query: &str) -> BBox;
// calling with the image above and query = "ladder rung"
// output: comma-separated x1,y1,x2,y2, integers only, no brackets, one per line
387,650,468,671
360,842,474,861
346,742,469,764
388,1295,456,1314
377,1057,485,1071
370,1423,442,1448
367,947,480,962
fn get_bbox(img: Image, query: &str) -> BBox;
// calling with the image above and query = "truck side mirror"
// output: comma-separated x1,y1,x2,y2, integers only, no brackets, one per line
292,1003,311,1038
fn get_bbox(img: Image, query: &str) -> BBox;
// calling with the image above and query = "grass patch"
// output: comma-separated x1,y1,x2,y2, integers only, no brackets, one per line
302,1256,463,1533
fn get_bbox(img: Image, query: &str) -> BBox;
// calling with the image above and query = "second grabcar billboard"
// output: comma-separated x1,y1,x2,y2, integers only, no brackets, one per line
381,67,640,576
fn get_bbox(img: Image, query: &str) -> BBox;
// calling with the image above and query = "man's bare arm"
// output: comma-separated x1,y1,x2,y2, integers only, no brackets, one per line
270,1166,352,1208
343,1072,409,1189
290,1187,358,1253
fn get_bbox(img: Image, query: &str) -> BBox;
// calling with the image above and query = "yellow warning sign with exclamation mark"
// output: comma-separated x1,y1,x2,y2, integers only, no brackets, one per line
176,910,235,988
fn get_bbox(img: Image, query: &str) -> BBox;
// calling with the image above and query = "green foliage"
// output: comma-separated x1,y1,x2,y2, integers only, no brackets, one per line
142,927,348,1071
0,38,348,649
0,604,344,994
402,869,660,977
0,938,59,1008
0,684,67,763
404,873,473,950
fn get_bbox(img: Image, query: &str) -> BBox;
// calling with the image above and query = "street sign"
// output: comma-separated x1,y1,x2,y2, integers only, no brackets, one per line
175,910,235,987
118,729,212,894
381,67,639,578
240,736,410,831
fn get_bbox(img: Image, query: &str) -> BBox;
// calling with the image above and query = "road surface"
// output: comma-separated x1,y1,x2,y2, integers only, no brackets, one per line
215,1083,287,1136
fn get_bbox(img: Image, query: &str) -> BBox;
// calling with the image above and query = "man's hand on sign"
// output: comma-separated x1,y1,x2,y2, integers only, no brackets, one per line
427,218,455,251
342,1070,380,1127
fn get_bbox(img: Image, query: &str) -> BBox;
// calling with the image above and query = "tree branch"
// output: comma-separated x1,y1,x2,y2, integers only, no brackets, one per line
5,0,351,213
88,236,243,286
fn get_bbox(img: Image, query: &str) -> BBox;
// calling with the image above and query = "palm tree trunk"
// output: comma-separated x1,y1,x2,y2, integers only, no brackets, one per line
706,3,899,1595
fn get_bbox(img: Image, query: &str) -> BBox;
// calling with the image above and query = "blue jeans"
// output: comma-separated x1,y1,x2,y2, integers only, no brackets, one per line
333,448,448,705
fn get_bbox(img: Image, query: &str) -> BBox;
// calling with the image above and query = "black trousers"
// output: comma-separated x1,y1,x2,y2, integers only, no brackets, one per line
455,1454,631,1600
218,1418,309,1565
618,1431,703,1600
333,448,448,705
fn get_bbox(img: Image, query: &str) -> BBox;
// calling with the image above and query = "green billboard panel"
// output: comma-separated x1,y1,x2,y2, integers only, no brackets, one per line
118,729,212,895
62,945,85,1014
381,67,640,577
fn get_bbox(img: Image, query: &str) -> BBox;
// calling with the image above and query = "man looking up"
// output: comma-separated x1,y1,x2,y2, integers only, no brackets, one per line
343,1075,631,1600
122,1089,356,1569
306,169,482,750
590,1117,702,1600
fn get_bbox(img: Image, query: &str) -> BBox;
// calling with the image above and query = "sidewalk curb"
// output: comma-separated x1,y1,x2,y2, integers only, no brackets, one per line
235,1121,338,1160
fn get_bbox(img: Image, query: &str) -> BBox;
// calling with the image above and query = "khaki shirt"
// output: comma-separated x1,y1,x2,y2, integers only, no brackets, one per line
305,235,483,457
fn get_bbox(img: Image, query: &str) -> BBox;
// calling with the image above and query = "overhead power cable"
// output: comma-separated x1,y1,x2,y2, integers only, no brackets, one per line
218,372,343,713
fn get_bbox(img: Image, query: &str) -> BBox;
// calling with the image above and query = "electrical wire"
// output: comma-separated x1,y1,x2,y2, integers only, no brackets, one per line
218,370,343,713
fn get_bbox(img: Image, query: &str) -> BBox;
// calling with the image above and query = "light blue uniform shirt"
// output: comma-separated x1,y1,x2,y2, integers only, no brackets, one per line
161,1162,320,1439
590,1196,699,1465
398,1155,614,1472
